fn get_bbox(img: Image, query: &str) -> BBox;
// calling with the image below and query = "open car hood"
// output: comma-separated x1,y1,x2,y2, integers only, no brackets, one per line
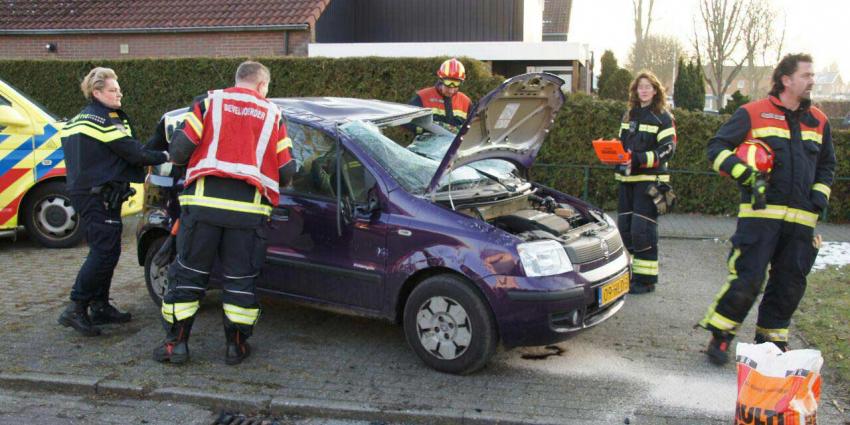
426,72,565,194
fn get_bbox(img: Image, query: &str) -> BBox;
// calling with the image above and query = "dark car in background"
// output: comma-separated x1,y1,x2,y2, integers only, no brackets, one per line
136,73,629,374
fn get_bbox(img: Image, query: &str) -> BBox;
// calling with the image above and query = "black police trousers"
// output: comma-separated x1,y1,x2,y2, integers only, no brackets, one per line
702,217,819,342
69,193,123,303
617,181,659,285
163,208,267,333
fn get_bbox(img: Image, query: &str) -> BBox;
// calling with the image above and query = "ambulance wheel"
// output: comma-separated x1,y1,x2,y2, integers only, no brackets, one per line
22,181,83,248
144,236,169,306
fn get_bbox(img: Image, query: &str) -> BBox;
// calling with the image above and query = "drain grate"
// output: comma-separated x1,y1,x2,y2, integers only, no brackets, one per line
211,411,283,425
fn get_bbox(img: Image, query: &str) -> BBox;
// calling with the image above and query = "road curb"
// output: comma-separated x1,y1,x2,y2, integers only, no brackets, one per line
0,372,101,395
150,387,271,414
0,371,572,425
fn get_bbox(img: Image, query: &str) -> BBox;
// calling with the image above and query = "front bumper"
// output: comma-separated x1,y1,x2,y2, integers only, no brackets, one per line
482,250,629,348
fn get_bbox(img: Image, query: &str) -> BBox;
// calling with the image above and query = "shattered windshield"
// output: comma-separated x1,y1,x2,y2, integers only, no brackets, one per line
340,121,517,195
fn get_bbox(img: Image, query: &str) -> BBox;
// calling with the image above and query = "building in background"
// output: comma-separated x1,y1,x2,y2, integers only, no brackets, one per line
0,0,591,92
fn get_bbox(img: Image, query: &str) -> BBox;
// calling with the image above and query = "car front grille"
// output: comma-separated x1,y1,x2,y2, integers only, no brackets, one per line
563,228,624,264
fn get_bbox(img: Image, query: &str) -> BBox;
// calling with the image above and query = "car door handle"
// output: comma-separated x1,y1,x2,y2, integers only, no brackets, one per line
271,208,290,222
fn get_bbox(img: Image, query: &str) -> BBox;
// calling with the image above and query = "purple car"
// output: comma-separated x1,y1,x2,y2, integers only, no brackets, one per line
136,73,629,374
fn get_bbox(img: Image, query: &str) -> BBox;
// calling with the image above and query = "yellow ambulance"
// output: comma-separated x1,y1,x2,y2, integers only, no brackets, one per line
0,77,143,248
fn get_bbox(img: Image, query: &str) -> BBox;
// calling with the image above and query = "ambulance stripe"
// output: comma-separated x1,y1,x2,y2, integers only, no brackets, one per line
0,168,30,193
0,139,33,176
33,124,58,149
0,192,25,226
41,167,65,180
35,148,64,181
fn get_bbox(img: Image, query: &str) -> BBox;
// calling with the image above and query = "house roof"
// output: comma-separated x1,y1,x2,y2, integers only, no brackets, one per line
0,0,331,32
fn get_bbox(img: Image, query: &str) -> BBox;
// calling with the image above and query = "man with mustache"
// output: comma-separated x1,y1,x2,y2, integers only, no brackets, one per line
699,53,835,365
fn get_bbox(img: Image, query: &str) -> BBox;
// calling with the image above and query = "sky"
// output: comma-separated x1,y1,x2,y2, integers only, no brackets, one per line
569,0,850,81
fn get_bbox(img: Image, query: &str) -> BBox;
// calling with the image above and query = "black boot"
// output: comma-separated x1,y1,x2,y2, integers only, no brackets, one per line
224,322,252,365
755,333,789,352
153,318,193,365
58,301,101,337
90,300,132,325
706,331,734,366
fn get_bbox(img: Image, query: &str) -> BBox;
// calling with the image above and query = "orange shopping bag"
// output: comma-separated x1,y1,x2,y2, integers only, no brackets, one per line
735,343,822,425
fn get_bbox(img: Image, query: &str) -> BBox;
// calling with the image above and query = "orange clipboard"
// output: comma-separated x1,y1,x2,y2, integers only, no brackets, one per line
592,139,631,165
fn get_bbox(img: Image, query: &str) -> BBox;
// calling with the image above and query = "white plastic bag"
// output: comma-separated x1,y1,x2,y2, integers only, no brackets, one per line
735,342,822,424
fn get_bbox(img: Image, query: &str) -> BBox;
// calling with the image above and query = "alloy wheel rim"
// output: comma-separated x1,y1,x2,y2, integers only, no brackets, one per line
415,295,472,360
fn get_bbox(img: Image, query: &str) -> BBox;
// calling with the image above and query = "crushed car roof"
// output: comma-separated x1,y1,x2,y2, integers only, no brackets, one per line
273,97,429,126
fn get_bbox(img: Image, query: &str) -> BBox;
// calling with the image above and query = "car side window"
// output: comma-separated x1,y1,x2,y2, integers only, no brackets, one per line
284,121,337,198
341,150,376,204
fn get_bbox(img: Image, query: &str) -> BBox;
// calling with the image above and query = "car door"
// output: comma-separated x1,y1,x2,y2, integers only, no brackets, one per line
262,121,388,313
0,90,36,228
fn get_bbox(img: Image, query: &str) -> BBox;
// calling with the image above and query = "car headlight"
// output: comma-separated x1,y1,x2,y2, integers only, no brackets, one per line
604,213,617,227
517,240,573,277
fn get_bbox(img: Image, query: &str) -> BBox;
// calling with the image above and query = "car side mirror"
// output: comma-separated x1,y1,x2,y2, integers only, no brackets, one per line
0,105,29,127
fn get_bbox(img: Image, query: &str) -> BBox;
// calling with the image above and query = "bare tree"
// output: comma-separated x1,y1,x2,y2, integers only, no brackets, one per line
631,0,656,72
740,0,785,98
692,0,752,109
628,34,683,90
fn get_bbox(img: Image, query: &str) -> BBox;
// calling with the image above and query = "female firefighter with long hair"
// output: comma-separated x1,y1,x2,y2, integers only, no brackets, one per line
615,71,677,294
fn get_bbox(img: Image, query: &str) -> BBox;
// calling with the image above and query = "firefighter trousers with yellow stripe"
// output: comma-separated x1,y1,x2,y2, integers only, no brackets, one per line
163,208,267,335
617,181,659,285
700,216,819,342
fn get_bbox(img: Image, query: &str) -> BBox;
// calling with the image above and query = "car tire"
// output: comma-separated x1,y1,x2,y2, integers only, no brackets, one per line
22,181,83,248
144,236,169,306
403,274,498,375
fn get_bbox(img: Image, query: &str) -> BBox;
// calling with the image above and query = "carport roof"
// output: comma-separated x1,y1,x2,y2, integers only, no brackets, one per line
0,0,331,32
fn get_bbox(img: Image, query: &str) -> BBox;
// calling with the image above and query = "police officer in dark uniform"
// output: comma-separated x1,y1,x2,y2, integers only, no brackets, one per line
57,67,169,337
615,71,677,294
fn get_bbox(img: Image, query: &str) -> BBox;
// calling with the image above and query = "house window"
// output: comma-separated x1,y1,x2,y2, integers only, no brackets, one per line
737,80,745,90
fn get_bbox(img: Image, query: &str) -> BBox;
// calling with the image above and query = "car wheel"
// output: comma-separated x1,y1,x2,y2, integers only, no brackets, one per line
144,236,169,306
403,274,498,375
22,181,83,248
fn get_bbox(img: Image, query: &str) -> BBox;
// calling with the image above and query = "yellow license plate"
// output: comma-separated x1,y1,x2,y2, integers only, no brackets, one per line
598,272,629,306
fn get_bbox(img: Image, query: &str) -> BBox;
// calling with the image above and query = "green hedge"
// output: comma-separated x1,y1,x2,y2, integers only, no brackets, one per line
535,93,849,222
0,58,846,221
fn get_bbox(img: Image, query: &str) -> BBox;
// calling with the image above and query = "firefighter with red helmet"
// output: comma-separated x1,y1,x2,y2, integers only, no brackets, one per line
152,61,295,366
700,53,835,365
409,58,472,133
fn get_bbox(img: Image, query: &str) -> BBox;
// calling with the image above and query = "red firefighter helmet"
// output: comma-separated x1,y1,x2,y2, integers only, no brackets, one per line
735,139,774,174
437,58,466,82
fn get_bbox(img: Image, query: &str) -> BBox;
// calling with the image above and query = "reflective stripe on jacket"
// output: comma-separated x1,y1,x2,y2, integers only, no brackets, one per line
707,96,835,216
413,86,471,130
178,87,292,206
615,106,677,181
60,99,166,193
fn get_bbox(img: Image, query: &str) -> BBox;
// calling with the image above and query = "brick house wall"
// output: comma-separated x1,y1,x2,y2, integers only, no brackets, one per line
0,30,311,59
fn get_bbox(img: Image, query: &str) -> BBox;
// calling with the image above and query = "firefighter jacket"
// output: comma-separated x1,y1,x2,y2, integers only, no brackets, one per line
61,99,167,194
707,96,835,227
615,106,677,183
410,85,472,131
169,87,295,216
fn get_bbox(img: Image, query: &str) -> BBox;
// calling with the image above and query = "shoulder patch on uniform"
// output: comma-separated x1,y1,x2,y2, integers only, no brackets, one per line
760,112,785,121
108,112,119,118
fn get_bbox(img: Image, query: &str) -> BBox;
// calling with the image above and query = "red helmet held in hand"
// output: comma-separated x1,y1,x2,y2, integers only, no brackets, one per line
735,139,774,174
